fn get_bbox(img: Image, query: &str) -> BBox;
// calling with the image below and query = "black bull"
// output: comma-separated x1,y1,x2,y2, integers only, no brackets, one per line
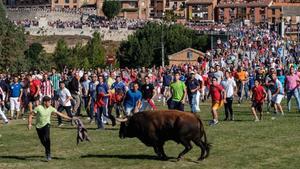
117,110,210,161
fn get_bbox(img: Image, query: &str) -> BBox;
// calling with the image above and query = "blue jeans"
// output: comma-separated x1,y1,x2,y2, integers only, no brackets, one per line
82,96,89,116
238,82,249,102
189,94,198,113
89,99,95,120
95,107,104,129
287,88,300,111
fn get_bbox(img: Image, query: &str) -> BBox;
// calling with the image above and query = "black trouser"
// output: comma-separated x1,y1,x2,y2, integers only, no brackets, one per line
107,104,116,126
224,97,233,119
57,105,73,125
168,99,184,111
36,124,51,156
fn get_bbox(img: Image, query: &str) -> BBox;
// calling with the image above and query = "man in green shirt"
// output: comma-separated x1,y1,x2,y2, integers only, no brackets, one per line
28,96,73,161
168,72,187,111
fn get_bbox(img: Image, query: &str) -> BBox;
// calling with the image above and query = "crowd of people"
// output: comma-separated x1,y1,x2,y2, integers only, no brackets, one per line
0,24,300,129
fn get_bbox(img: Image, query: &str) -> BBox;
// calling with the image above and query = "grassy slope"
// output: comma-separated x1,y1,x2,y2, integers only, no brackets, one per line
0,101,300,169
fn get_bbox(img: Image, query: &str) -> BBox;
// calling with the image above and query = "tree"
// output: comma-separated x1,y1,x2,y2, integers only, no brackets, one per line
53,39,70,71
117,22,209,68
86,32,105,68
0,1,26,72
24,43,52,71
102,0,121,20
163,10,177,23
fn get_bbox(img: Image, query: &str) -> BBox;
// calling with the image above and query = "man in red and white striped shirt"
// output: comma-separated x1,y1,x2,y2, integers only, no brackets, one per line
41,74,53,99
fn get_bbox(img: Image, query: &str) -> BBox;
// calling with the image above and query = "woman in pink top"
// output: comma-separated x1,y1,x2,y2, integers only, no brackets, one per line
285,67,300,112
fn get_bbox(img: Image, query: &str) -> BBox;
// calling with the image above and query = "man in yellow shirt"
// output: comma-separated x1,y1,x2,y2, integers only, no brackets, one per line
28,96,74,161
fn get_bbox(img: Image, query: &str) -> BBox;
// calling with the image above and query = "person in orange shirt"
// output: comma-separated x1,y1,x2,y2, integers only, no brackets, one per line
236,67,248,104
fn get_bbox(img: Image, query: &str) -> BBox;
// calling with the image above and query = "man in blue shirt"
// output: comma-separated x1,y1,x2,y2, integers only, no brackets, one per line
88,74,98,123
9,76,23,119
111,76,126,93
111,76,126,117
162,71,172,106
123,83,142,116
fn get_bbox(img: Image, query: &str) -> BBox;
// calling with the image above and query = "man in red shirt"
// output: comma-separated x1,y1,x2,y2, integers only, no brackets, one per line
27,74,41,113
208,77,225,126
251,80,267,121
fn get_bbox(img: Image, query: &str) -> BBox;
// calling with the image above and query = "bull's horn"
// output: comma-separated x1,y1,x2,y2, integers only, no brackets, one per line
116,118,128,122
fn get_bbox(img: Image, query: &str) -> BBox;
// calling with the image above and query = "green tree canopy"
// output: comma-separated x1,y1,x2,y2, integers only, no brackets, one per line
117,22,209,68
53,39,70,70
102,0,121,20
0,1,26,72
24,43,47,70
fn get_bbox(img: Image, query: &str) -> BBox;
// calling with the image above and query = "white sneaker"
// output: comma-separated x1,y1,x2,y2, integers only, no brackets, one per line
209,119,219,126
254,118,260,122
271,117,276,120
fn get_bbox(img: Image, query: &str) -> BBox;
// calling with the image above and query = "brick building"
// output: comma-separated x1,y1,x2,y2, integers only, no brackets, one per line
168,48,204,65
216,0,272,24
186,0,217,22
5,0,51,7
268,1,300,40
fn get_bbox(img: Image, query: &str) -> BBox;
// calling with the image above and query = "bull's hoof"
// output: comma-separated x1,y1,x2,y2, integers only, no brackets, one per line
160,156,168,161
197,157,205,161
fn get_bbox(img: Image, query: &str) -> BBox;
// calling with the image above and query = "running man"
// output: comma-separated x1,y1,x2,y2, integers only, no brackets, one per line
28,96,74,161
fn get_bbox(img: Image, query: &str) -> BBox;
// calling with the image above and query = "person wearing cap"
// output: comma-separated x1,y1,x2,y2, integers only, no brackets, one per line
186,71,200,113
28,96,74,161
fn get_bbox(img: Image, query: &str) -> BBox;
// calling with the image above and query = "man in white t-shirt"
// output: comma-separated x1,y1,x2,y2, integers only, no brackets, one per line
57,81,73,127
221,70,237,121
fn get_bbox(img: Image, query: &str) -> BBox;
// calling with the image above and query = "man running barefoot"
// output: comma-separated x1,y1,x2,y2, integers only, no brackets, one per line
28,96,75,161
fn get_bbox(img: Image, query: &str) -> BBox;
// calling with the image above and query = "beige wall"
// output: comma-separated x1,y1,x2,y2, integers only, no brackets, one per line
168,50,204,65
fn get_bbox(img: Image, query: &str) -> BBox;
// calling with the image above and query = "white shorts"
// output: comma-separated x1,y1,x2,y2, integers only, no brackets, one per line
10,97,20,111
272,94,284,104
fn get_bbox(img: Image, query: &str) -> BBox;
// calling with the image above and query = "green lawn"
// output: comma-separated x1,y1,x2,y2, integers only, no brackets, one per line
0,101,300,169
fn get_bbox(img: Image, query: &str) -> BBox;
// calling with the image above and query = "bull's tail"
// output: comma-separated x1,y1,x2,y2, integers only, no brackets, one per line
198,118,211,159
201,127,211,158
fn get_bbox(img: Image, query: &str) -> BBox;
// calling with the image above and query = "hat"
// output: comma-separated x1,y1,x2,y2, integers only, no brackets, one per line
190,71,195,74
42,96,51,102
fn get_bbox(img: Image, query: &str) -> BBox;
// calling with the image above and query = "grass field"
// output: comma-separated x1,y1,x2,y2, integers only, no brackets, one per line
0,100,300,169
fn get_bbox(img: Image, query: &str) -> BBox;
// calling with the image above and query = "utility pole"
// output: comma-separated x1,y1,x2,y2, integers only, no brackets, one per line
161,16,165,67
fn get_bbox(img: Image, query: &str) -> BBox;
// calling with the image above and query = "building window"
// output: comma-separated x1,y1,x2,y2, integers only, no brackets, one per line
73,0,77,3
272,9,275,15
150,0,154,7
65,0,69,3
55,0,58,3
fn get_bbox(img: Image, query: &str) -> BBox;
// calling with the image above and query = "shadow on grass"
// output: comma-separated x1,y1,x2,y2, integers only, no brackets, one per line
81,154,176,161
0,155,66,161
58,127,119,131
